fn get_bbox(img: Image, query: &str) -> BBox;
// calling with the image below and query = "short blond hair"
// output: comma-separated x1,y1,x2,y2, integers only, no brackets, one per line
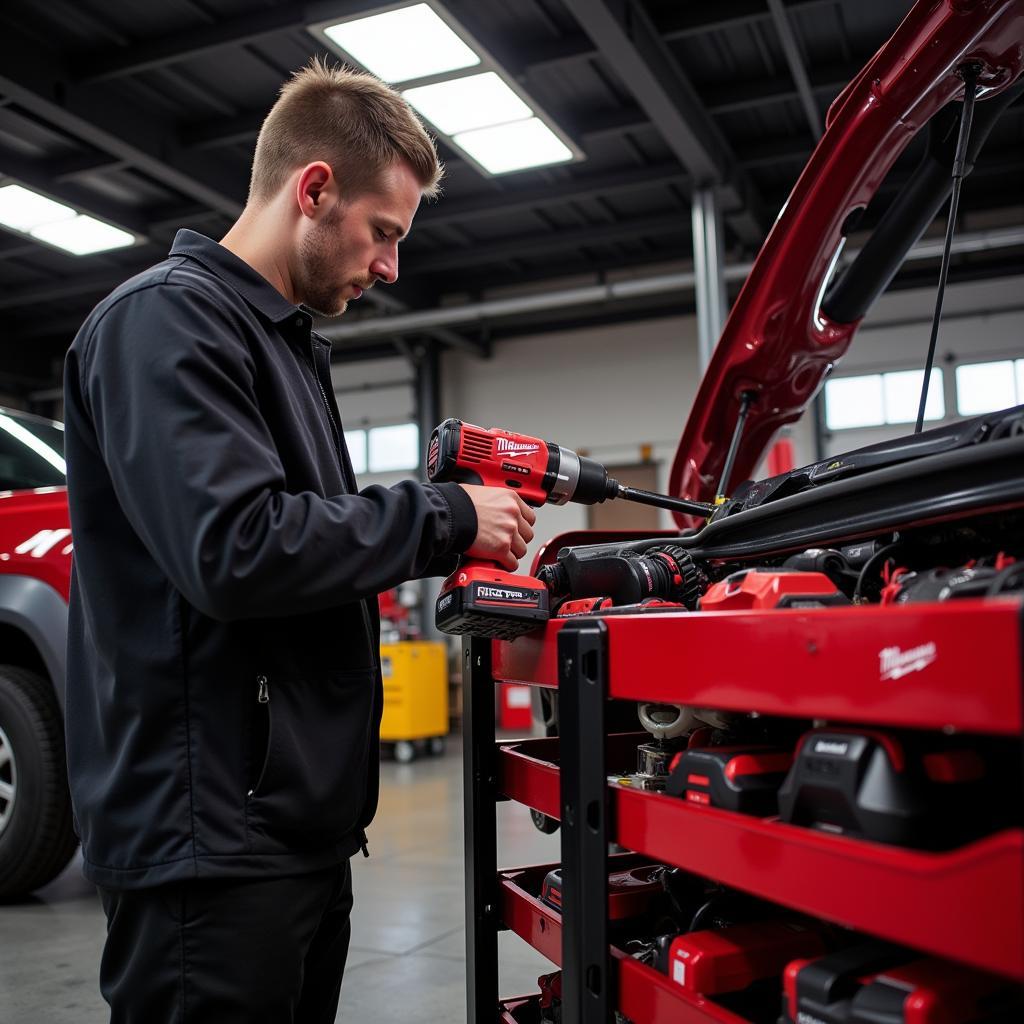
249,58,443,203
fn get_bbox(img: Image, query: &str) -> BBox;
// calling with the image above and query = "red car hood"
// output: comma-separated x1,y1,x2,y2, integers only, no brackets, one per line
0,486,72,600
669,0,1024,528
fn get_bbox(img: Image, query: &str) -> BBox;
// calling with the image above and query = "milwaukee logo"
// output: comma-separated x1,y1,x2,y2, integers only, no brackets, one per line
496,438,540,458
879,642,937,681
478,586,522,600
813,740,849,756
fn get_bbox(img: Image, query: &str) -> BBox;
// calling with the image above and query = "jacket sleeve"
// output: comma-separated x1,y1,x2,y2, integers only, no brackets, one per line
76,283,477,621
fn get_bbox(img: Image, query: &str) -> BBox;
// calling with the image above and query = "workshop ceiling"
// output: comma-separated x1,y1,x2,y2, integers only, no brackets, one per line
0,0,1021,390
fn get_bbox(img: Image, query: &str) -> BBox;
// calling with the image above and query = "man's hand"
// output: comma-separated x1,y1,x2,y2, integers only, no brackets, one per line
459,485,537,571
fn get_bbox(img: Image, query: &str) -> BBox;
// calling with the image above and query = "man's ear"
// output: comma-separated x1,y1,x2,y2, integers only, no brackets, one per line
295,162,333,219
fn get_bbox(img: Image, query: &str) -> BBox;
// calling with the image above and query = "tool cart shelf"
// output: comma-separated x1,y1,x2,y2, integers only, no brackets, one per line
463,599,1024,1023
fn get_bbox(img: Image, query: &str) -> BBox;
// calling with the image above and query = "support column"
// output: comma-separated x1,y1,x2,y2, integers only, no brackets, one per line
691,186,727,372
412,339,443,638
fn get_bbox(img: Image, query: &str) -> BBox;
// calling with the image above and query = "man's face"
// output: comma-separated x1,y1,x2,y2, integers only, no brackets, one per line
294,160,422,317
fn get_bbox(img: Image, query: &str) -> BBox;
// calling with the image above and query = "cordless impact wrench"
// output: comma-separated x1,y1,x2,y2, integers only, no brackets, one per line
427,418,716,639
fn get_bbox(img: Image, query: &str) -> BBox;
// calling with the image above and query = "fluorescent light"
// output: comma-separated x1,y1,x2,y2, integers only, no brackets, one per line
455,117,574,174
0,184,75,231
403,72,531,134
30,214,135,255
322,4,479,84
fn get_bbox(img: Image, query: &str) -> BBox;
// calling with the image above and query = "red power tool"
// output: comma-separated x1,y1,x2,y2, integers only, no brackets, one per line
427,418,714,638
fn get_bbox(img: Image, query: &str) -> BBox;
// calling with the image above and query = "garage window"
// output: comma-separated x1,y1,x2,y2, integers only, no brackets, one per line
346,429,367,474
825,368,944,430
955,359,1024,416
368,423,420,472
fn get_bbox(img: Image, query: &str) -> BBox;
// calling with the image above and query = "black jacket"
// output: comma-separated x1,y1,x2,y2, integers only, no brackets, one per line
63,230,476,890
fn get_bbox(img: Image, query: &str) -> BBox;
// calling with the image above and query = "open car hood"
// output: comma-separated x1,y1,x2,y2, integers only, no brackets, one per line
669,0,1024,529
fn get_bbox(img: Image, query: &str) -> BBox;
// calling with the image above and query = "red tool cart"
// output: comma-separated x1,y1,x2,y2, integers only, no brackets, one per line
473,600,1024,1022
459,2,1024,1021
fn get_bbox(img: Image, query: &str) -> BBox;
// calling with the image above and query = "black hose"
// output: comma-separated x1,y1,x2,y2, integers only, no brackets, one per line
853,542,903,602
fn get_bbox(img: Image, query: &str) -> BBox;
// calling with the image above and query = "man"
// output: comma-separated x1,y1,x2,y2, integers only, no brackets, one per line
63,60,535,1023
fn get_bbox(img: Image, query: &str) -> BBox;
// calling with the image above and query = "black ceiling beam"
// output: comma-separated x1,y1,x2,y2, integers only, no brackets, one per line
71,1,378,83
0,22,246,219
415,162,687,230
0,152,152,238
0,268,141,311
657,0,837,40
408,214,688,274
49,151,132,184
561,0,767,246
766,0,824,138
71,0,591,87
704,62,860,116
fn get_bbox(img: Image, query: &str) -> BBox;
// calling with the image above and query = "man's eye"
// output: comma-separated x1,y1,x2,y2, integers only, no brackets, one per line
376,228,389,241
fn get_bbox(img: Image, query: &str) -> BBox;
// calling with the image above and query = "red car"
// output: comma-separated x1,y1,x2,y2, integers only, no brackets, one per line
0,408,75,900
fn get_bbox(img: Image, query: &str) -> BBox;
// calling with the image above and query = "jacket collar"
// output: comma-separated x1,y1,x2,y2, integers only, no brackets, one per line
169,229,310,331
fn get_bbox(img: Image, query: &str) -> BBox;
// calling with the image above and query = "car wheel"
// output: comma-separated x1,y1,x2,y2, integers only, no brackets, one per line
0,665,78,901
428,736,446,756
530,808,560,834
394,740,416,764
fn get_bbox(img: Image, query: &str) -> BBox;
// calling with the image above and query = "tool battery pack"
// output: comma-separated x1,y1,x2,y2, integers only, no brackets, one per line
782,944,1022,1023
777,729,986,848
666,745,794,816
435,565,549,639
663,919,828,995
540,864,664,920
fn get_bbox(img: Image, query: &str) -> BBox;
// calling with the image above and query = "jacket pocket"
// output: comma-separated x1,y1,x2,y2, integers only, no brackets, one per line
245,668,376,851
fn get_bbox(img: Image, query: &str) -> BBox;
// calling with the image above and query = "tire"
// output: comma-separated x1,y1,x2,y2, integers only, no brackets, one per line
393,740,416,764
0,665,78,901
428,736,446,757
530,808,560,835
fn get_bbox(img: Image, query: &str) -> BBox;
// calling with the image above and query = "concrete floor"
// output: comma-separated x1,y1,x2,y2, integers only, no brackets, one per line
0,736,558,1022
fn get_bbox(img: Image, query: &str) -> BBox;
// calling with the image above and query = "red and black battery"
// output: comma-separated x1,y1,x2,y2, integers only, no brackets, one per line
665,745,794,816
699,568,849,610
782,944,1022,1023
540,864,665,920
777,728,989,848
665,919,829,995
435,564,549,640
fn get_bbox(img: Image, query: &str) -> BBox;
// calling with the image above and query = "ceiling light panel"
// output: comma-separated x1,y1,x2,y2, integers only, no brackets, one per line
0,184,75,232
0,181,138,255
30,214,135,256
454,118,574,175
313,2,583,177
403,72,532,135
320,4,479,84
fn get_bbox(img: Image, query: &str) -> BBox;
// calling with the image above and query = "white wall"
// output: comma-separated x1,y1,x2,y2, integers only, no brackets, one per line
335,274,1024,567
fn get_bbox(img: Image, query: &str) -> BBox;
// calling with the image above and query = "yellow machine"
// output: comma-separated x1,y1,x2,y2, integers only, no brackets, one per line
379,640,449,763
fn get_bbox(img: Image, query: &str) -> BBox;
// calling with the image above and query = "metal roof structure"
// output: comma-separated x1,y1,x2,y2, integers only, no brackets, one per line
0,0,1021,396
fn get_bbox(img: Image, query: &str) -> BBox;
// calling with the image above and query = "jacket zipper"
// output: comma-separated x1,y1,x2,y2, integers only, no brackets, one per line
309,338,342,455
248,675,270,798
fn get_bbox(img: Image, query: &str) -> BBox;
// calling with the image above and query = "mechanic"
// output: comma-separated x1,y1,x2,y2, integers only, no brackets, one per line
62,59,535,1024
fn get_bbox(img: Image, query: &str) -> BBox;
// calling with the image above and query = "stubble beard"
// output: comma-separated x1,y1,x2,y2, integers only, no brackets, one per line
295,206,350,318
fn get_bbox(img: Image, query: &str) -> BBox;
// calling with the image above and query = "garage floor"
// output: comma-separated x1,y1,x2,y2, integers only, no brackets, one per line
0,735,558,1022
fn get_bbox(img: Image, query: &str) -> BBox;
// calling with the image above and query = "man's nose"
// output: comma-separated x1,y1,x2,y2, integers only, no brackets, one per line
370,246,398,285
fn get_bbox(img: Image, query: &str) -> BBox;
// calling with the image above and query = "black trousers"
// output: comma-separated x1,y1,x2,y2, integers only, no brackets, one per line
98,861,353,1024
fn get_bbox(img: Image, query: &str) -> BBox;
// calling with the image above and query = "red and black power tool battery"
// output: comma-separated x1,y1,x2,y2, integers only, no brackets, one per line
776,729,989,848
665,745,794,816
661,919,829,996
540,863,665,921
782,944,1023,1023
434,564,549,640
